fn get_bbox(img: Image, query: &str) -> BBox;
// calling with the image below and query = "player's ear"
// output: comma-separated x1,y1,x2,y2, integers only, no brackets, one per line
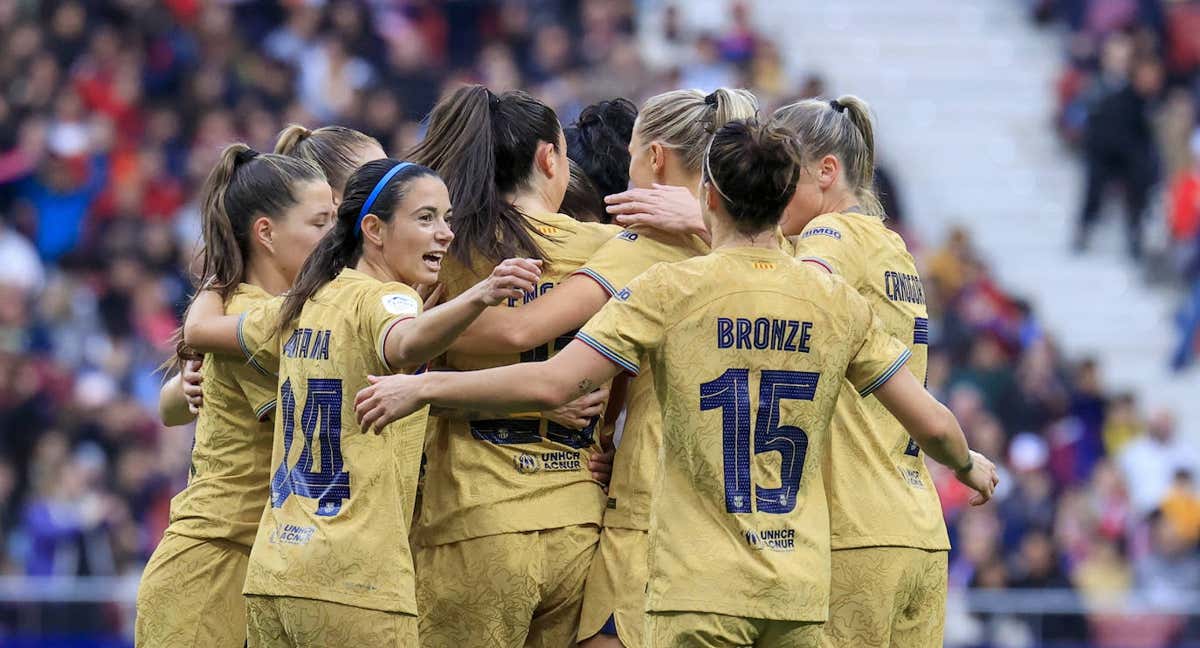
818,154,840,191
649,141,666,177
360,213,386,247
535,140,556,179
702,181,720,212
252,215,275,255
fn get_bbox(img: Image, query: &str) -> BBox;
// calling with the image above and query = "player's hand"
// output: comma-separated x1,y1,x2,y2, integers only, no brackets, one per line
605,184,707,238
956,450,999,506
181,359,204,414
589,428,616,485
474,258,542,307
355,374,424,434
543,387,609,430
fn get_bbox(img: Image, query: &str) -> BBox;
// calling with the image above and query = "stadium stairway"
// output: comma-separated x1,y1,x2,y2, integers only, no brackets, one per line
668,0,1200,438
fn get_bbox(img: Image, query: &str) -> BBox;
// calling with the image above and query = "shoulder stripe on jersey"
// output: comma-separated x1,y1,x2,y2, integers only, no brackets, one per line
377,315,415,373
575,331,640,376
859,348,912,398
236,312,271,377
799,256,835,274
255,399,277,422
571,267,617,297
913,317,929,345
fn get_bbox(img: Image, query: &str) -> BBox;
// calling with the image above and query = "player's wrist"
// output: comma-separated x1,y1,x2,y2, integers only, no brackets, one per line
953,451,974,475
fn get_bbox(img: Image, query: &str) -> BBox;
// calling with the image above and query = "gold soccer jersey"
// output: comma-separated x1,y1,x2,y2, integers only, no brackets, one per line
237,268,429,614
572,226,708,531
577,247,911,621
414,212,618,547
796,212,950,551
167,283,277,546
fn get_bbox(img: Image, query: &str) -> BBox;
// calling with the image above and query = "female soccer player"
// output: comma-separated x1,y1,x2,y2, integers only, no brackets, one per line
774,96,954,648
446,87,758,648
157,124,386,424
136,146,334,648
355,119,999,648
402,84,617,648
182,159,541,647
562,98,639,224
604,96,964,648
273,124,386,204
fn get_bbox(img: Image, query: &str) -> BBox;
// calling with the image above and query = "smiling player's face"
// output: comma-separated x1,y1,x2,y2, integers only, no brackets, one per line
381,175,454,286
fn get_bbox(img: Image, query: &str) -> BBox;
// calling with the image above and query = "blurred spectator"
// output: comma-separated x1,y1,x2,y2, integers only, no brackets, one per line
1160,470,1200,547
1118,410,1200,515
1135,509,1200,607
1075,34,1162,259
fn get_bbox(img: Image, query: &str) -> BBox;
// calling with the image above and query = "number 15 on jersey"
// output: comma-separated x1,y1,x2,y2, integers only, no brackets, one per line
700,369,820,515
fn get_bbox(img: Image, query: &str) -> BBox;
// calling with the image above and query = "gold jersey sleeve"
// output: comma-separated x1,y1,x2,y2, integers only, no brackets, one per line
572,227,708,531
578,247,910,622
796,212,949,551
242,269,429,614
414,212,615,547
167,284,277,547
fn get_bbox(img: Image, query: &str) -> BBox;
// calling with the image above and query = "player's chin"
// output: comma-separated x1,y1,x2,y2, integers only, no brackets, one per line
409,263,440,286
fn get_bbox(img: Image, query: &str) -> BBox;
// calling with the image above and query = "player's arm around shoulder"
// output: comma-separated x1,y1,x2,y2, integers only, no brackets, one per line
381,258,543,370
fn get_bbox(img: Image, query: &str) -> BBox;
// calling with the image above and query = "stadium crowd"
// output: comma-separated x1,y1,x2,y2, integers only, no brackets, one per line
1040,0,1200,370
0,1,1196,646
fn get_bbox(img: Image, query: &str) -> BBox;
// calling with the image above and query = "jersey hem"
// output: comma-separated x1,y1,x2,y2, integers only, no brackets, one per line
241,585,417,616
858,348,911,397
236,312,272,377
572,267,618,297
576,331,640,376
646,597,827,623
413,485,606,547
831,537,952,552
376,315,414,373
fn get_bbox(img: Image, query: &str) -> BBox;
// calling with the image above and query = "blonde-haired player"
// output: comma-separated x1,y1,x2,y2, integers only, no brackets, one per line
446,87,759,648
772,95,954,647
355,119,998,648
605,94,967,647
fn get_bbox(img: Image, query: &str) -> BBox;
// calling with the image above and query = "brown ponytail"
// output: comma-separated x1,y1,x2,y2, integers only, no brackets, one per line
407,84,562,266
196,144,325,300
274,123,382,196
703,119,804,235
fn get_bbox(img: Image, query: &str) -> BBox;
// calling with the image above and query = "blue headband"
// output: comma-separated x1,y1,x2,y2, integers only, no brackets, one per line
357,162,414,235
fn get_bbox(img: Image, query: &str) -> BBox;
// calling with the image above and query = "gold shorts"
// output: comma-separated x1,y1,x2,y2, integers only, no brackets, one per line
645,611,822,648
579,527,649,647
245,594,418,647
823,546,948,648
416,524,599,648
135,532,250,648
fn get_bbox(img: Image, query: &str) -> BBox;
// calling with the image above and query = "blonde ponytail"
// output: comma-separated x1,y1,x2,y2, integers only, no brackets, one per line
636,88,759,173
771,95,884,217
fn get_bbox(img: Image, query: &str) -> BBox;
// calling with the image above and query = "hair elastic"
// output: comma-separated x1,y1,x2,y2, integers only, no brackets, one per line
234,148,260,166
357,162,413,235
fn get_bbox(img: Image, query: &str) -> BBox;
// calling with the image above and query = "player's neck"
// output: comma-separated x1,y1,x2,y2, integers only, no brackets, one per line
823,190,859,215
244,255,291,296
510,189,557,218
710,225,779,252
354,253,402,286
